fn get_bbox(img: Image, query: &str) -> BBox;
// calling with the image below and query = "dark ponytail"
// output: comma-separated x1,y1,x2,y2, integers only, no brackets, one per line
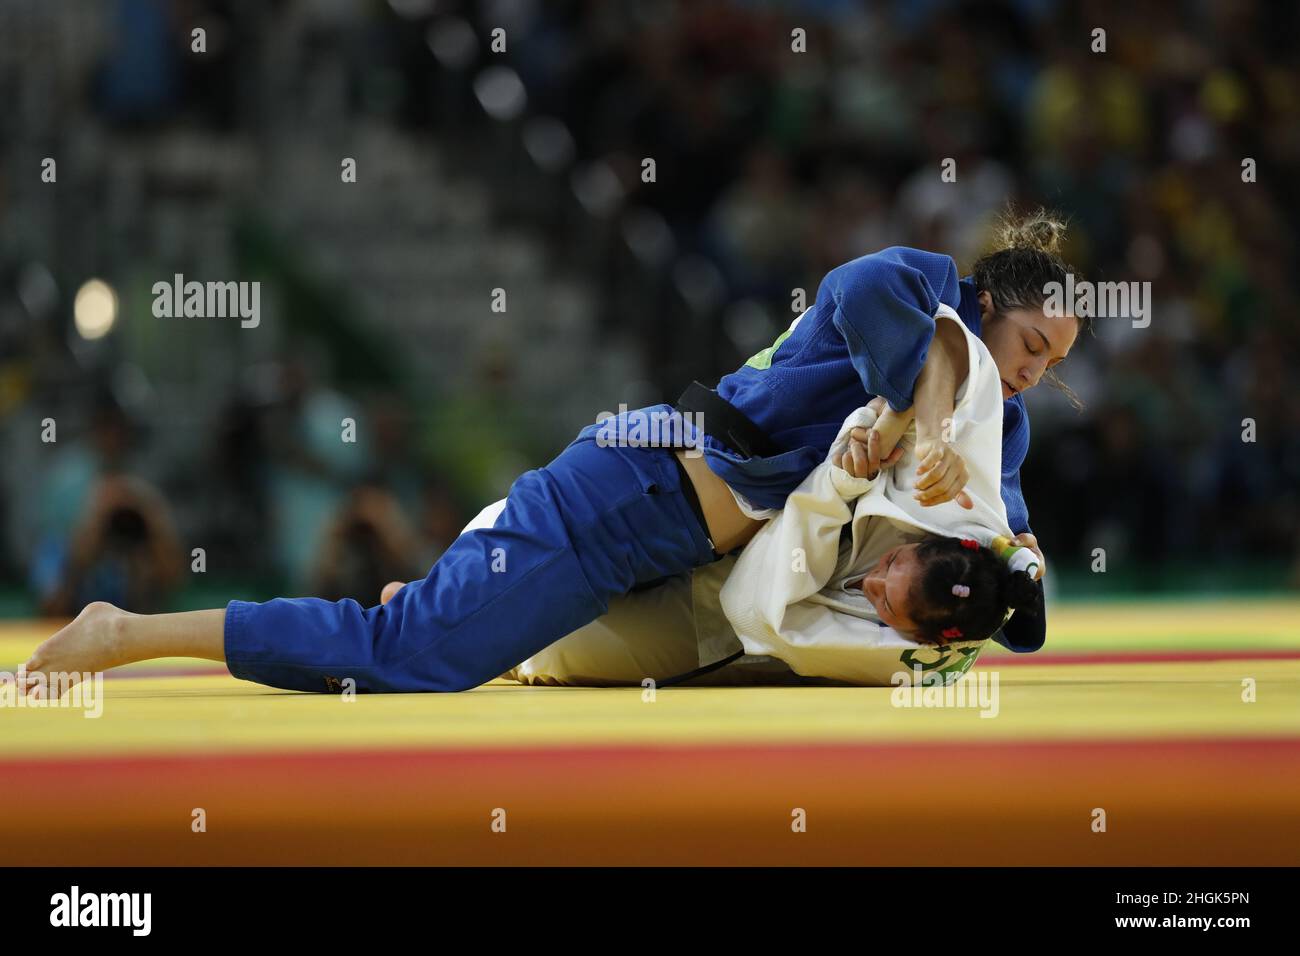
970,206,1086,409
908,537,1039,646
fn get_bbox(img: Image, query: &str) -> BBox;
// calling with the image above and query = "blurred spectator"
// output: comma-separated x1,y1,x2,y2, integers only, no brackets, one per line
262,356,369,593
30,398,183,615
311,485,421,604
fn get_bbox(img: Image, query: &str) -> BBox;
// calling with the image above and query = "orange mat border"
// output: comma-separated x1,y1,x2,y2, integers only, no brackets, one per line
6,737,1298,865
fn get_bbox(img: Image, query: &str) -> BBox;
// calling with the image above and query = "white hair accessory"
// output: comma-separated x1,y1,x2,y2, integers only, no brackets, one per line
991,535,1041,580
1006,548,1040,579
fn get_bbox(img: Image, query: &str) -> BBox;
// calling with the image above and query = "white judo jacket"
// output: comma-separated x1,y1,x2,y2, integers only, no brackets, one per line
705,304,1017,685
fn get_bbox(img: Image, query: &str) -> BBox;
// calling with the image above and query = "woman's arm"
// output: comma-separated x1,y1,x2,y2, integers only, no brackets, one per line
851,312,974,509
912,312,973,509
912,312,968,448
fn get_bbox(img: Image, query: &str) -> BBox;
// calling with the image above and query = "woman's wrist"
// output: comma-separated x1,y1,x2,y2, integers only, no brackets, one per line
874,405,913,443
914,409,952,444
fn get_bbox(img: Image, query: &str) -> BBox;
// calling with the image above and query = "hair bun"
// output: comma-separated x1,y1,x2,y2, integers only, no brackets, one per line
992,207,1067,255
1002,570,1040,612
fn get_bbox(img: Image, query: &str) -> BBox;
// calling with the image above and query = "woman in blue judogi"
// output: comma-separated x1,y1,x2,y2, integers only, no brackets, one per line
22,213,1085,696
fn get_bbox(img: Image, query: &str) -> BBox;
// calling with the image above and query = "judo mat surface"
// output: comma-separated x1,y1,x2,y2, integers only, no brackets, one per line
2,596,1298,865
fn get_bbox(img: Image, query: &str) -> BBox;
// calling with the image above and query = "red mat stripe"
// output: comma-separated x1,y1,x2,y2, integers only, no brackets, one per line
4,736,1300,772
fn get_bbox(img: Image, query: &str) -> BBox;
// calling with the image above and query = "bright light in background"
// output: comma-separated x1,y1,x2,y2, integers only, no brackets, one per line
73,279,118,340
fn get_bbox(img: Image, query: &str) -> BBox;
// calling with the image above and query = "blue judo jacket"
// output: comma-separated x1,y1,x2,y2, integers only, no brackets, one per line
700,246,1033,537
698,246,1041,652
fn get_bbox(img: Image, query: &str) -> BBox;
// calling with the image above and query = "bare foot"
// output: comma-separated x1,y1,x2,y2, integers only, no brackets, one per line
20,602,134,700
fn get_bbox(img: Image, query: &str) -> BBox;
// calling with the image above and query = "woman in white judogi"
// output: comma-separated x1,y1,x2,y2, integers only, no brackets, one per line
462,306,1041,687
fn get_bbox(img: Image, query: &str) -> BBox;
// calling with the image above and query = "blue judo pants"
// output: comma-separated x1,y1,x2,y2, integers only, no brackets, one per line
224,434,719,692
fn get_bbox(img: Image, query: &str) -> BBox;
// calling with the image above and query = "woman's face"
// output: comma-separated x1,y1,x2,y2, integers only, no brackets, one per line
860,544,923,633
978,291,1079,400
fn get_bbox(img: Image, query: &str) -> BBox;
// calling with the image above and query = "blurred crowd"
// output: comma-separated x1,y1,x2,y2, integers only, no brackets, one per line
501,0,1300,579
7,361,469,615
1,0,1297,615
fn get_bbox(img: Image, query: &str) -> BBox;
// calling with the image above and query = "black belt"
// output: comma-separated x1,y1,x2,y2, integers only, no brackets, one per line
670,454,709,542
658,649,745,688
674,381,781,459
